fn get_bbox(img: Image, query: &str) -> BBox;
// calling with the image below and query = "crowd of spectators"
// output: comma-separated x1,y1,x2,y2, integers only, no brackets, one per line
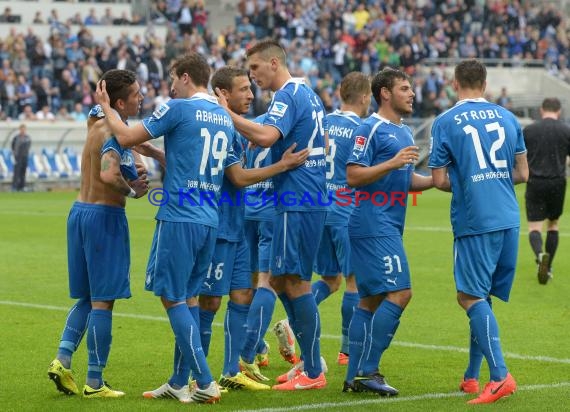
0,0,569,122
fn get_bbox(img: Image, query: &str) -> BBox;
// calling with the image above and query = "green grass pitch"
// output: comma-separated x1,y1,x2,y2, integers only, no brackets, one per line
1,187,569,411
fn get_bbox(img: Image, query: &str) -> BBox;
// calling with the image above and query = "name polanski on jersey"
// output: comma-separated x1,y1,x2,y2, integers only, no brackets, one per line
329,125,355,139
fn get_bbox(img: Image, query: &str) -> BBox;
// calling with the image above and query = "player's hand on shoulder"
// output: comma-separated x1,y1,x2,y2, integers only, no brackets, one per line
393,145,419,168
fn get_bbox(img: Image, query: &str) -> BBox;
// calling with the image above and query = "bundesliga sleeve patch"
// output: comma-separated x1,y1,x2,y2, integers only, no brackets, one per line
354,135,367,151
268,101,288,118
152,103,170,119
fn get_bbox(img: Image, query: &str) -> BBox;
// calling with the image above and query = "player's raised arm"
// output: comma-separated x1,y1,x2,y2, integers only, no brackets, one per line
96,79,152,148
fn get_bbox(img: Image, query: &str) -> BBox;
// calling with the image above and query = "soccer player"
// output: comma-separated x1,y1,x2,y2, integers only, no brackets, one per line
523,97,570,284
48,69,150,398
197,66,309,391
312,71,371,366
429,59,528,404
96,53,232,404
343,68,433,396
216,39,328,391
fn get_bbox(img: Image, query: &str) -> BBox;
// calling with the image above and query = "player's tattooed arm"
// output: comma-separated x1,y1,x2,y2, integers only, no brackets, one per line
100,151,133,196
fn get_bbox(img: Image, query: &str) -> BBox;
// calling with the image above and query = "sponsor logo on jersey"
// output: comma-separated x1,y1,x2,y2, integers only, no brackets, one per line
153,103,170,119
354,136,367,151
268,101,288,118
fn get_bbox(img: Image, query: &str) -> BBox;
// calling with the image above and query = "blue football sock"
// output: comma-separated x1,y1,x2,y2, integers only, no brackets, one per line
199,308,216,357
241,287,276,363
464,297,492,380
223,301,250,376
167,304,212,388
341,292,359,354
311,279,331,305
188,305,200,325
86,309,112,389
170,305,197,388
467,299,508,382
291,294,322,379
346,307,372,382
365,300,403,375
57,298,91,368
278,293,296,326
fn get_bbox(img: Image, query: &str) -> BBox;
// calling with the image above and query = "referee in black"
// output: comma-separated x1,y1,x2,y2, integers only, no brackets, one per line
523,97,570,284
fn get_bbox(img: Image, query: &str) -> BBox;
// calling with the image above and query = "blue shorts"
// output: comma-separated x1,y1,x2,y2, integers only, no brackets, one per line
244,219,273,273
454,228,519,302
351,236,411,298
199,237,252,296
314,224,351,277
145,220,217,302
271,211,326,281
67,202,131,301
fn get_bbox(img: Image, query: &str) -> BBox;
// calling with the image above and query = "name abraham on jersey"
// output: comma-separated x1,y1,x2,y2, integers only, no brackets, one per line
195,110,233,127
268,101,288,118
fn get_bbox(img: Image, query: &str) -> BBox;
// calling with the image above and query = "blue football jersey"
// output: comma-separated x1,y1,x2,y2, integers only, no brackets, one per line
428,98,526,237
325,110,362,225
142,93,235,226
100,137,138,181
244,114,275,222
264,78,327,211
347,113,415,237
217,132,245,241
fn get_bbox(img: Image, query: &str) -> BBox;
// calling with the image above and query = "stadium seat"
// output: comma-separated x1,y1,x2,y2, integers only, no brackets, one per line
28,152,49,179
63,147,81,177
0,148,14,180
42,148,69,178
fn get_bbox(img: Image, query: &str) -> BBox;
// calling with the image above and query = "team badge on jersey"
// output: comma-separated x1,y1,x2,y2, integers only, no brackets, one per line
268,101,288,118
152,103,170,119
354,135,367,151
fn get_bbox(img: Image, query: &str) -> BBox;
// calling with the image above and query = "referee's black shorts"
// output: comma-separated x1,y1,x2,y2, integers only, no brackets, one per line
525,177,567,221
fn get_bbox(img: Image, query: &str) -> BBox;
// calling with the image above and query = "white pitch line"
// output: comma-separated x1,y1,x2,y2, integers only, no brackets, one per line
2,300,570,366
237,382,570,412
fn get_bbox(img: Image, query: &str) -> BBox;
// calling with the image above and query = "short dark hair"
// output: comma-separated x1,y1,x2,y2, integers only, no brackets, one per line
542,97,561,112
246,39,287,65
454,59,486,90
170,53,211,88
211,66,249,92
101,69,137,108
340,72,371,105
371,67,410,106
